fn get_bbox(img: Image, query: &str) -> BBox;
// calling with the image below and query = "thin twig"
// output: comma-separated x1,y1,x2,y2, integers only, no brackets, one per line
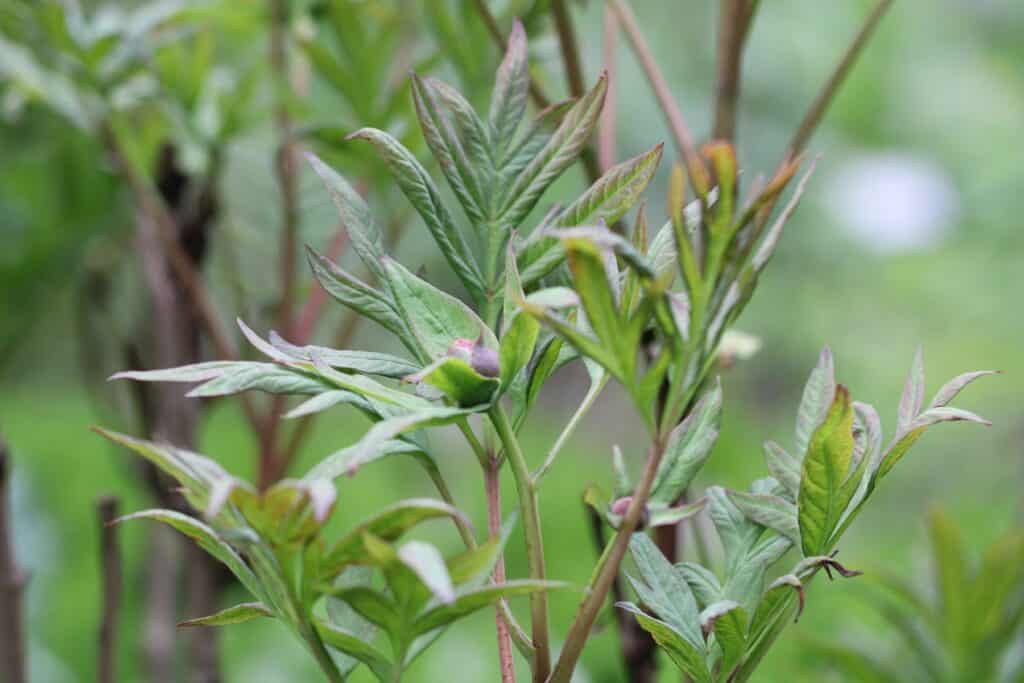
609,0,700,172
785,0,894,160
0,439,27,683
270,0,300,338
598,6,619,171
486,459,516,683
97,496,122,683
550,0,603,184
548,434,669,683
711,0,759,144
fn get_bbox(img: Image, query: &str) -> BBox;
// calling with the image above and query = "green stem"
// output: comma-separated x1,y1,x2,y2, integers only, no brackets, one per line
490,404,551,682
531,374,608,485
304,623,346,683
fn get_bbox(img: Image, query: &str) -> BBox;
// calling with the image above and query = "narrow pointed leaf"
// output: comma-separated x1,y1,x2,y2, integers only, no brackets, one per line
795,347,836,457
306,153,387,282
178,602,272,628
349,129,485,303
616,603,711,683
488,19,529,154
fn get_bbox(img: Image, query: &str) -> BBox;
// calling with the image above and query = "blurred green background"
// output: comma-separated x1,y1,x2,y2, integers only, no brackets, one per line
1,0,1021,681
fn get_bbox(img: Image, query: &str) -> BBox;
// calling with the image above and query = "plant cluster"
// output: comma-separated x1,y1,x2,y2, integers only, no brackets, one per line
96,20,994,683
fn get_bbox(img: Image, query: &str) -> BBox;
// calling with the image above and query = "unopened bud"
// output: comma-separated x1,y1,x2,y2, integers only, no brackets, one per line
447,338,500,378
610,496,649,530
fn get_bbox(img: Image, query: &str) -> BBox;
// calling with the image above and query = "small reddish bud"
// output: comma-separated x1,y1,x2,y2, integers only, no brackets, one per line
610,496,633,516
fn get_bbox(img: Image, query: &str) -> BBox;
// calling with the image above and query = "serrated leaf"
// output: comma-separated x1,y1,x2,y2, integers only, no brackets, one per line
488,18,529,155
411,74,486,224
349,129,485,303
178,602,272,628
306,153,387,283
307,247,409,340
498,74,607,228
798,385,856,556
795,346,836,457
412,580,567,636
649,381,722,507
426,76,491,173
519,145,664,283
616,603,711,683
383,257,495,359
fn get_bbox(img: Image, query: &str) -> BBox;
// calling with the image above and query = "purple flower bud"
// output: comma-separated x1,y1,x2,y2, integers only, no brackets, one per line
610,496,633,516
447,337,500,378
471,345,500,378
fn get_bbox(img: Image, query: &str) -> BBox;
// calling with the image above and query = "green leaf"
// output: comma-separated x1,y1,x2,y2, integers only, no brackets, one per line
315,618,395,681
928,509,968,645
498,74,608,228
270,332,420,379
726,491,800,546
324,499,468,573
447,514,516,588
306,153,388,283
382,257,495,360
563,236,628,379
798,385,856,556
425,76,491,173
115,509,263,601
412,580,567,636
675,563,722,608
628,534,703,647
699,600,747,676
649,381,722,507
406,356,499,407
411,74,487,224
763,440,801,501
113,361,326,398
877,406,991,481
329,587,401,634
339,406,479,478
93,429,224,507
898,346,925,431
349,128,485,303
398,540,455,604
306,247,409,340
795,347,836,458
178,602,273,628
561,144,664,227
616,603,711,683
488,18,529,155
307,439,435,481
928,370,998,410
519,145,665,283
498,311,539,391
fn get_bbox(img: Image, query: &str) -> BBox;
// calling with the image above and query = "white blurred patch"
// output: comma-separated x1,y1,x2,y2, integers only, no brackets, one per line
826,154,959,253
